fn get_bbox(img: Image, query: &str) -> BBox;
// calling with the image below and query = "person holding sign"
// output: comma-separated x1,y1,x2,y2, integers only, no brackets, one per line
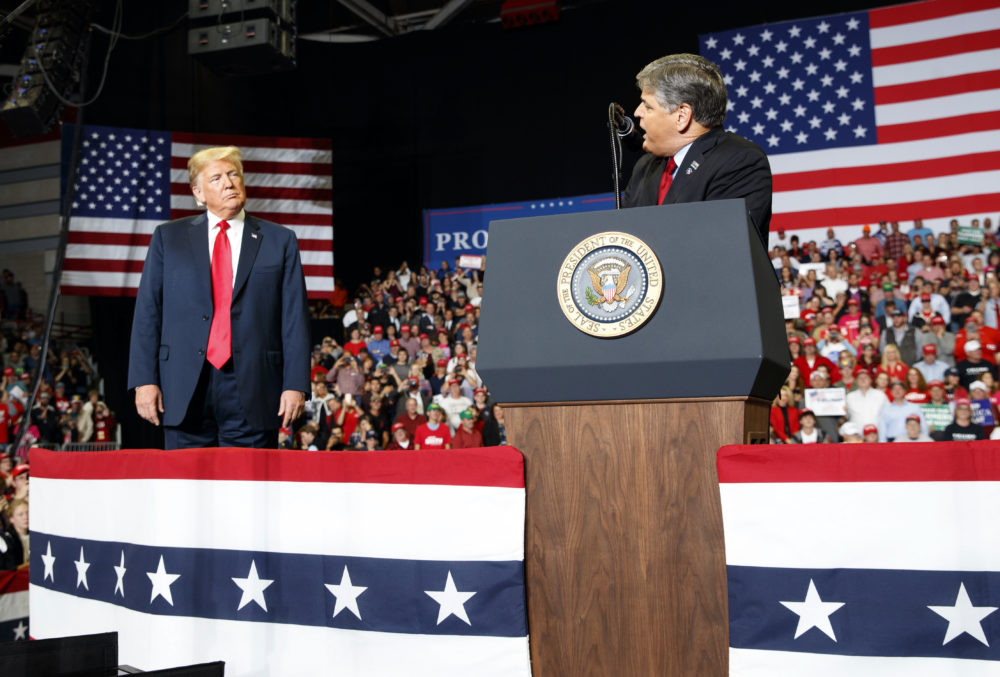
942,399,986,441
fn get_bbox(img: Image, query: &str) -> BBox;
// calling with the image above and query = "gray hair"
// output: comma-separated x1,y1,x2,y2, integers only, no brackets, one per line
636,53,727,128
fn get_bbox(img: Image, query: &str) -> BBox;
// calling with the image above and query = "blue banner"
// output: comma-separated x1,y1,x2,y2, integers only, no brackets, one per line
423,193,614,271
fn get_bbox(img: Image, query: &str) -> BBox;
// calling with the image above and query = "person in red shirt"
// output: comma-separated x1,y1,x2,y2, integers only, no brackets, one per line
386,422,414,450
451,408,483,449
903,367,929,404
343,327,368,357
954,313,1000,364
414,403,451,450
769,386,800,443
837,298,863,344
878,343,909,383
793,337,841,386
393,397,426,441
92,402,116,443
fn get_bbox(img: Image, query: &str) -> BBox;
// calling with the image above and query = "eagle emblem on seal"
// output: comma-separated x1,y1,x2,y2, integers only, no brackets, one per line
585,257,633,309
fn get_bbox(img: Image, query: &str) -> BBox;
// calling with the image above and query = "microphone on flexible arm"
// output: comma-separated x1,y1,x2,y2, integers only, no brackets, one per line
611,102,644,151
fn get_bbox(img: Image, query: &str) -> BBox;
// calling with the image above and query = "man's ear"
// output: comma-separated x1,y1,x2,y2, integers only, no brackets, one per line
675,103,694,133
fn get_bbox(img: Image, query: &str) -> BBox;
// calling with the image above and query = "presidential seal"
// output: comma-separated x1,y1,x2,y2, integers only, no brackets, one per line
557,231,663,337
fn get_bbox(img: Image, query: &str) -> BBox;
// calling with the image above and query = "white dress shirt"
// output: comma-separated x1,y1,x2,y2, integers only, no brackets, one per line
207,209,245,288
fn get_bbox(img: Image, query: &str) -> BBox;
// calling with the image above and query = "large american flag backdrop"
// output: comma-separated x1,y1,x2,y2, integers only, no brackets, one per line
28,447,530,676
700,0,1000,233
719,441,1000,675
60,124,335,298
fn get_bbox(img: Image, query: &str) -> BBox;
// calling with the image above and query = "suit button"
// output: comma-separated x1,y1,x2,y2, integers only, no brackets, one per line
202,315,209,321
198,349,205,356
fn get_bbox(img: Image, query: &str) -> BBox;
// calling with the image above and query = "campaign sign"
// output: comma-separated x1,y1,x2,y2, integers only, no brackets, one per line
804,387,846,417
970,399,995,426
423,193,614,270
782,293,801,319
957,226,984,246
920,403,953,431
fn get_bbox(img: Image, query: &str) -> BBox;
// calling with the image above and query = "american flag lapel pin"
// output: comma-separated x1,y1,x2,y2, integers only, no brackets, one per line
251,233,258,239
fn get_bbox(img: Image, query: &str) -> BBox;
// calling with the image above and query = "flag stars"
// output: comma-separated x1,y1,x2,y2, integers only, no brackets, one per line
765,108,778,121
147,555,180,605
764,82,777,94
425,571,476,626
849,71,863,84
836,86,849,98
820,74,834,87
735,85,748,97
12,621,27,641
114,551,127,597
838,112,852,126
780,579,845,641
791,78,805,91
803,36,817,49
848,44,862,57
818,47,832,60
780,119,793,132
832,32,846,45
774,40,788,53
796,131,809,144
776,67,789,79
853,124,868,138
822,101,836,114
851,97,866,111
788,25,801,38
834,59,847,72
749,70,762,83
761,55,775,68
817,20,830,34
732,32,745,45
760,28,773,41
42,542,56,581
74,547,91,590
750,96,763,109
719,47,732,60
846,17,860,30
805,63,818,76
232,560,274,612
790,51,803,64
737,111,750,124
928,583,998,646
824,127,837,140
747,44,760,57
808,115,823,129
705,36,718,49
734,58,747,71
793,104,807,117
325,566,368,620
752,122,765,135
778,93,791,106
766,134,780,147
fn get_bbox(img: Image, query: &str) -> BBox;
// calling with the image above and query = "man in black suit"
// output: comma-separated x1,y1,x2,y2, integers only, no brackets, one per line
622,53,772,243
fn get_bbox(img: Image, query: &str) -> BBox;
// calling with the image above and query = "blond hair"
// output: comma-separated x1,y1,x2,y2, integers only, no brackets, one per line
187,146,244,188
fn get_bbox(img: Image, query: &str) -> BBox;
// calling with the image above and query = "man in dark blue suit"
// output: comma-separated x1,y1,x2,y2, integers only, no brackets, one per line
128,146,309,449
622,53,772,243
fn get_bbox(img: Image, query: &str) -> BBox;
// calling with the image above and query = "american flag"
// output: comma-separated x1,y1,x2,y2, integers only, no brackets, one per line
0,569,29,642
60,124,335,298
29,446,530,676
719,441,1000,675
700,0,1000,232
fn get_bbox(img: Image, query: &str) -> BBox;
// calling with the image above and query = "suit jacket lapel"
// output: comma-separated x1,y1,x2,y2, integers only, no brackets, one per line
233,215,262,301
187,214,212,298
665,127,725,203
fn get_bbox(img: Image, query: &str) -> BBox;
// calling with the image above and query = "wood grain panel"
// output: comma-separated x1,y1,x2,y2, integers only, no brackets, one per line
508,399,766,676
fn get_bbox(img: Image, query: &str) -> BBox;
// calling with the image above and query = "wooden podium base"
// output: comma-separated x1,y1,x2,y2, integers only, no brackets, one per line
506,397,768,676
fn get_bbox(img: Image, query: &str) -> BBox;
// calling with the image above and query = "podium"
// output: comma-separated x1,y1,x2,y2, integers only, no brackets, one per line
477,199,789,676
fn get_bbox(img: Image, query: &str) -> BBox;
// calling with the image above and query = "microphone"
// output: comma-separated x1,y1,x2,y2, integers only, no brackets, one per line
610,102,643,151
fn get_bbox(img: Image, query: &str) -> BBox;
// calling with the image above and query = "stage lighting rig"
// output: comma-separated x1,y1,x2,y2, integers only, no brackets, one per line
187,0,296,76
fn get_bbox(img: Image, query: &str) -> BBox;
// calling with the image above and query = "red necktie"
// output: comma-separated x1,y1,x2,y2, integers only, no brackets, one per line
207,220,233,369
657,156,677,205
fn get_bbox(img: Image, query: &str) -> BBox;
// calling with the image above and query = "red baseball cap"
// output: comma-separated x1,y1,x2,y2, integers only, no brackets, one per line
788,336,801,344
391,422,406,432
906,413,922,423
927,380,945,389
419,297,428,305
931,315,945,326
863,424,878,435
436,359,448,367
418,333,429,340
898,271,908,280
372,326,383,334
922,344,937,354
464,303,474,311
803,337,816,346
389,339,399,347
401,324,410,332
920,293,931,301
3,367,13,376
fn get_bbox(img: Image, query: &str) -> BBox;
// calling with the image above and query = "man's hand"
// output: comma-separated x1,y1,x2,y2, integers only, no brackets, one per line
278,390,306,428
135,384,164,426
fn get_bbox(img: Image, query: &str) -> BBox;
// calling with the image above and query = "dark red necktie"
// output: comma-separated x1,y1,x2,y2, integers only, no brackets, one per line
207,220,233,369
657,156,677,205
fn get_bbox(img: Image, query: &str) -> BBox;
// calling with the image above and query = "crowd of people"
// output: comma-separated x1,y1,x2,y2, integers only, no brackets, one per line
771,217,1000,443
287,260,507,452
